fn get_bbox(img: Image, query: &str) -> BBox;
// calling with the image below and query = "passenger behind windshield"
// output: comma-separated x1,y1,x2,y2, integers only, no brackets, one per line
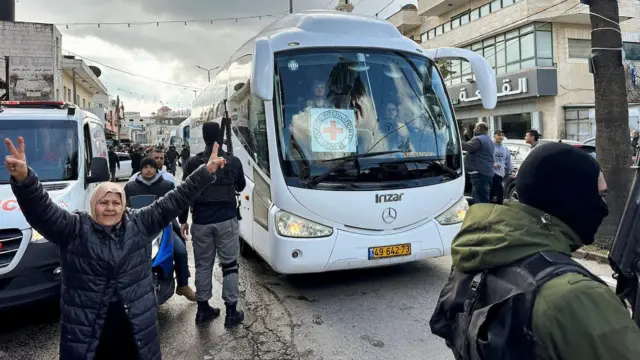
0,121,78,182
275,50,461,188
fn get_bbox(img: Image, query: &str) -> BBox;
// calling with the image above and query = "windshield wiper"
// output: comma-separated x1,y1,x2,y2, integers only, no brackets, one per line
380,158,459,177
305,151,404,188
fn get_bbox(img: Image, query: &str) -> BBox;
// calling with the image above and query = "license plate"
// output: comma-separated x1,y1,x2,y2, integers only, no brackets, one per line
368,244,411,260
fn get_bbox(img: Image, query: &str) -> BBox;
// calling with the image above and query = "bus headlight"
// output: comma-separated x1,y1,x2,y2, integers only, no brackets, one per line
31,230,48,243
151,234,161,259
275,211,333,238
435,197,469,225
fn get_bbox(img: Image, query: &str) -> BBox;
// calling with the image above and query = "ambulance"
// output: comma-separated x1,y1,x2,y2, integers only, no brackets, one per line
0,100,109,309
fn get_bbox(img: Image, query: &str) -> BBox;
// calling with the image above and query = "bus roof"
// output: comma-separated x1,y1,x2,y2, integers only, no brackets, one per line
228,10,423,64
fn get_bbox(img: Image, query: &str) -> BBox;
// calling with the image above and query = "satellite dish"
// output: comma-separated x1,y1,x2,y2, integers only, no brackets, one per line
89,66,102,78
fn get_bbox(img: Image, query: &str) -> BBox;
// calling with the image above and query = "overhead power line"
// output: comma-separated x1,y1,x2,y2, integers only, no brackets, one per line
54,11,288,28
374,0,395,18
62,49,202,90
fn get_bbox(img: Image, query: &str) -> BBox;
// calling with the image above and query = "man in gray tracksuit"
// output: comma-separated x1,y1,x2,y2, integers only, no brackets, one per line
179,122,246,327
462,122,495,204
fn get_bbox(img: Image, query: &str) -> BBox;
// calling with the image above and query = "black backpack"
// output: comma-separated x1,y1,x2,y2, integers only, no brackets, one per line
429,251,607,360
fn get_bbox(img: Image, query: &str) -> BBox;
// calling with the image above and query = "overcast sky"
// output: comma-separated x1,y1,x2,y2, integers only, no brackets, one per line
16,0,415,115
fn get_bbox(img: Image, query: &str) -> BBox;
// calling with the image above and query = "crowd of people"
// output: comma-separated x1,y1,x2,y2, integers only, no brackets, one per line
3,117,640,359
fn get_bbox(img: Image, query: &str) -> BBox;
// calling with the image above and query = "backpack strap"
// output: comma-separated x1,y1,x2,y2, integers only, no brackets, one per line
517,251,607,341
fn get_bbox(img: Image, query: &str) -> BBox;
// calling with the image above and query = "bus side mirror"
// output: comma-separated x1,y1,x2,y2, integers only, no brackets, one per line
87,157,109,184
423,47,497,110
251,37,274,101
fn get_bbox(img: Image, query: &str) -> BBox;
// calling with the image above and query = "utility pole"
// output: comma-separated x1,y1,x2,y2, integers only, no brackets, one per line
587,0,633,246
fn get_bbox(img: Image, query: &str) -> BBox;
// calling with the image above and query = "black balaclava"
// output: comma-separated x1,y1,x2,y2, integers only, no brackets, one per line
202,122,222,155
516,142,608,245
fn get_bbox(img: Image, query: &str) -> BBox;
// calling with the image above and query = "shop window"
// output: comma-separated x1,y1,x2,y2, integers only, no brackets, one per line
568,39,591,59
499,113,532,139
564,108,593,141
623,42,640,60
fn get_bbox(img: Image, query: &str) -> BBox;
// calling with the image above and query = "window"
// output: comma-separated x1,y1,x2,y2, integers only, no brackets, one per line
470,8,480,22
460,13,470,25
480,4,490,17
568,39,591,58
82,98,86,108
63,86,68,101
565,108,593,141
503,0,516,7
447,22,554,82
623,42,640,60
451,17,460,29
490,0,501,12
76,95,80,105
249,95,269,173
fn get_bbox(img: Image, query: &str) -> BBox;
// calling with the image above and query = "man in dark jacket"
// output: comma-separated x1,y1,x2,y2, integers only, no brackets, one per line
180,144,190,171
462,122,494,204
432,143,640,359
129,147,142,176
180,122,246,327
165,145,179,176
108,146,120,182
124,157,196,301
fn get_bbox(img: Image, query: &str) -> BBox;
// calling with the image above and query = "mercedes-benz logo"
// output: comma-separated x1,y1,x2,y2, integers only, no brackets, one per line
382,208,398,224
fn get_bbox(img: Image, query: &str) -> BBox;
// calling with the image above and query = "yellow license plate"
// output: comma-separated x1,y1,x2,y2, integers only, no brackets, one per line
368,244,411,260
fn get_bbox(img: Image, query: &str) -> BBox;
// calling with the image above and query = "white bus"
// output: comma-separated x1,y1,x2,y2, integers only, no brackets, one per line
174,117,191,148
189,11,496,274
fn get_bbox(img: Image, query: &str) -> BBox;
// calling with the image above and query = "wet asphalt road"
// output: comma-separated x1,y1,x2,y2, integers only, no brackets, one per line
0,242,454,360
0,173,455,360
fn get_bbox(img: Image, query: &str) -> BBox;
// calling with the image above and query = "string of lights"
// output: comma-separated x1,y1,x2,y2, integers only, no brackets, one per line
54,11,288,29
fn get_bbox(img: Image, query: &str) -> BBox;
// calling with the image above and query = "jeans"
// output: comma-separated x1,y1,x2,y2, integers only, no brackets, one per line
173,233,190,287
470,173,492,204
490,174,505,204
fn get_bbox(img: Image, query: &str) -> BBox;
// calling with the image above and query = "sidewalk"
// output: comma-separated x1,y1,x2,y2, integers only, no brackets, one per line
573,257,617,289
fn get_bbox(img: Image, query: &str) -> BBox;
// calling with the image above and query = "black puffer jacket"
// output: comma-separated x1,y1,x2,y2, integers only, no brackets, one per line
11,165,215,360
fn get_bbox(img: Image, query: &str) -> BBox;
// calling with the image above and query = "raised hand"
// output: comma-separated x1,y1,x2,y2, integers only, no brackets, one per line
4,137,28,183
206,143,226,174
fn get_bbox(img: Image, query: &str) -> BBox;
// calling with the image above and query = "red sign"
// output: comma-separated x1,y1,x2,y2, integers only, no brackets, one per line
0,200,20,212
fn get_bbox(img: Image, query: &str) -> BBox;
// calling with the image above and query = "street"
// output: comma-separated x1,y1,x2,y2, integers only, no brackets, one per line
0,232,455,360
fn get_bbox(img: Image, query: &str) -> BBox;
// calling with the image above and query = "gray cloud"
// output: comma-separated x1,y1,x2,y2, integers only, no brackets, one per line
15,0,412,113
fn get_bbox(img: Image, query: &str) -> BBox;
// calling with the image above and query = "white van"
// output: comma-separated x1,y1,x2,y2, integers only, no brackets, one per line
0,100,110,310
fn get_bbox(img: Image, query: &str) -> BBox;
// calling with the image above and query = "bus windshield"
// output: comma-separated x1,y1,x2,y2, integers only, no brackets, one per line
274,48,462,190
0,120,79,183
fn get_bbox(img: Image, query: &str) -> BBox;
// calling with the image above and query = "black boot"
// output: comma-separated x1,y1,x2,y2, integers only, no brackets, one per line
224,303,244,328
195,300,220,325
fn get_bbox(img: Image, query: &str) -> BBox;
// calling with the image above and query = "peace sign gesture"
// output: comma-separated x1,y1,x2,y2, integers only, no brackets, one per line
206,142,226,174
4,137,29,183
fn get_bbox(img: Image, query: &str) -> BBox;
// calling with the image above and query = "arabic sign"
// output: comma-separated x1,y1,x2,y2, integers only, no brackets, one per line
6,56,55,101
449,68,558,107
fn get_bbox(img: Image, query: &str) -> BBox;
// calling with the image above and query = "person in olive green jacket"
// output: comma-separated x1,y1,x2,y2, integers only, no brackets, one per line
449,142,640,360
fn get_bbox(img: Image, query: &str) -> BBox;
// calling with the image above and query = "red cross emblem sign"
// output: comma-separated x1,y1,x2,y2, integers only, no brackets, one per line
311,109,356,153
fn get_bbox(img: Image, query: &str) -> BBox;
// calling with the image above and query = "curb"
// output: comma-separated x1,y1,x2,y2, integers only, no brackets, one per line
571,249,609,265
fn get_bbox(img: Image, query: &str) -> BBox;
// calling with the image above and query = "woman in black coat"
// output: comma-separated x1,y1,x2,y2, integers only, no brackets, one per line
3,137,226,360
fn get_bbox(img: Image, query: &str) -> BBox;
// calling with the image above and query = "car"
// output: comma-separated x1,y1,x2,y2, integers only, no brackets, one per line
115,152,133,180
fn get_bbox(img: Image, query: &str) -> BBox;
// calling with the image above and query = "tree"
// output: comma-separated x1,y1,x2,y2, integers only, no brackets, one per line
589,0,633,248
435,60,455,80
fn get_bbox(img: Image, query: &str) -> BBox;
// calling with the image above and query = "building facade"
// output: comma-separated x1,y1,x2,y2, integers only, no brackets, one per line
388,0,640,140
61,55,108,110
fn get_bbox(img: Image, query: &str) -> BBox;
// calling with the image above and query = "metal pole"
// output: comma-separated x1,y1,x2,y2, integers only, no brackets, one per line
207,71,211,83
289,0,293,13
72,69,77,105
